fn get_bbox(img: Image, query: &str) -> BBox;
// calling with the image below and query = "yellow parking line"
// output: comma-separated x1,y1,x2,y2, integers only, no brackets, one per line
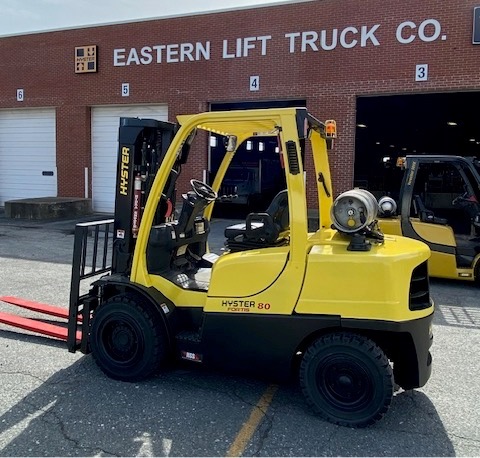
226,384,278,457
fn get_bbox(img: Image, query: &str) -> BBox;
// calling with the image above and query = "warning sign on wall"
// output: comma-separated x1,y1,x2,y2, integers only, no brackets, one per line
75,45,98,73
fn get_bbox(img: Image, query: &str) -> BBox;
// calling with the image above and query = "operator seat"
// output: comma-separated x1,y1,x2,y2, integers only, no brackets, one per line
452,191,480,236
224,190,289,252
413,194,448,225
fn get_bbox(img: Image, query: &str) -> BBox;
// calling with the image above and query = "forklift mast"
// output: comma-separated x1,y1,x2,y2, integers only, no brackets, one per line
112,117,177,275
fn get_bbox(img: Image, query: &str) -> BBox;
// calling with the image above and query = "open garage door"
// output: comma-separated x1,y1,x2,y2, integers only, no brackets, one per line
91,105,168,213
0,108,56,206
209,100,304,215
354,92,480,200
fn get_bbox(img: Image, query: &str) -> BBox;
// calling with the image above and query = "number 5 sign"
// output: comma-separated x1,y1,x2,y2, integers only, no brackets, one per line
415,64,428,82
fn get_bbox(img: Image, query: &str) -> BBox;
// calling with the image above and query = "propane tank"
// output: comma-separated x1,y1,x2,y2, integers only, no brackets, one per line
132,175,142,238
331,189,379,234
378,196,397,217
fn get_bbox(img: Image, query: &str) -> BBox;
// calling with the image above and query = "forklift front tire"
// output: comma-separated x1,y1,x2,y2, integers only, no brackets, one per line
90,295,168,382
300,332,394,428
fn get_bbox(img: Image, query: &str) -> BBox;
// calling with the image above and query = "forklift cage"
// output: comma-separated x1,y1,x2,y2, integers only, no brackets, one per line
67,219,114,353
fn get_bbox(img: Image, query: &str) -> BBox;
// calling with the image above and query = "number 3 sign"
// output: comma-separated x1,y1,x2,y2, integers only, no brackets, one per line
415,64,428,82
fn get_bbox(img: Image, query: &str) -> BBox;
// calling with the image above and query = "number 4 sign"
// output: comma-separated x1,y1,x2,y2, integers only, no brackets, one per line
415,64,428,82
250,76,259,91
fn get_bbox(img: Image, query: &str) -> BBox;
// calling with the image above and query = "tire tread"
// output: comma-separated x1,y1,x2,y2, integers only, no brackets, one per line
90,294,167,382
299,332,393,428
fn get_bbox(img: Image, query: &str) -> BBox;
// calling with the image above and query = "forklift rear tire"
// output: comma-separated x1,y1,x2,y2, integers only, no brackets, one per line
300,332,394,428
90,295,168,382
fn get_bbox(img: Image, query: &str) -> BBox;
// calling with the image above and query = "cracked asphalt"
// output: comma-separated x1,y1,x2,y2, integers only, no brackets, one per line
0,214,479,456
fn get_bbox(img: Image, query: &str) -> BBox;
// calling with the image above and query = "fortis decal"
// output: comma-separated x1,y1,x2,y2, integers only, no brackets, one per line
119,147,130,195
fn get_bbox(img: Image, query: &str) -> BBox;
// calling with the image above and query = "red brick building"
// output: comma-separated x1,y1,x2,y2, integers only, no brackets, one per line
1,0,480,212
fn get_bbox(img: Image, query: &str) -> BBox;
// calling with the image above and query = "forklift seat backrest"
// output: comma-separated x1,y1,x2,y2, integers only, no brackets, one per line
265,189,289,232
224,190,289,248
413,194,448,225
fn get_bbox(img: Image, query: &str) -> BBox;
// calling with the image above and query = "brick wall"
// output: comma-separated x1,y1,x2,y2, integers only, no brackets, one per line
1,0,479,208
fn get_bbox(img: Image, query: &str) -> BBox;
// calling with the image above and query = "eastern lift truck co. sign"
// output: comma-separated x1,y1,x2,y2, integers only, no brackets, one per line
113,18,447,66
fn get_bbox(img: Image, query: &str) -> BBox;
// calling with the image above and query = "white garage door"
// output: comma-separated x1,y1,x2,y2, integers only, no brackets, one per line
91,105,168,213
0,108,56,206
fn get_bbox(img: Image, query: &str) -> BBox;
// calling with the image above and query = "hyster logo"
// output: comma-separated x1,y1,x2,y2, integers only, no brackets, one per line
222,300,256,312
119,147,129,195
222,300,256,307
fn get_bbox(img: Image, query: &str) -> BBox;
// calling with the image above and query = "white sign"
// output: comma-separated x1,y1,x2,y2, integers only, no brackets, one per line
112,18,447,67
16,89,24,102
122,83,130,97
415,64,428,81
250,76,260,91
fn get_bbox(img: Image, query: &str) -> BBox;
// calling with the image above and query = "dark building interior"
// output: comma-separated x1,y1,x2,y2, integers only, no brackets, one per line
354,92,480,197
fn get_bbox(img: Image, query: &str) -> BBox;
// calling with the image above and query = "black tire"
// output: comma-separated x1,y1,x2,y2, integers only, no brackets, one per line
300,332,393,428
90,294,168,382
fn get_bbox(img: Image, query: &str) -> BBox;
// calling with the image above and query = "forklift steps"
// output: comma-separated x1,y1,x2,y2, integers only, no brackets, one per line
0,296,81,342
175,330,202,343
175,330,203,362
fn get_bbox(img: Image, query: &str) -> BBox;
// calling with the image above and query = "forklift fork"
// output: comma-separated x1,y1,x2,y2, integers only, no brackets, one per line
0,296,81,341
0,219,114,348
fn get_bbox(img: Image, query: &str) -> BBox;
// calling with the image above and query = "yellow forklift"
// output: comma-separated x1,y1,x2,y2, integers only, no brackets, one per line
378,155,480,282
0,108,433,427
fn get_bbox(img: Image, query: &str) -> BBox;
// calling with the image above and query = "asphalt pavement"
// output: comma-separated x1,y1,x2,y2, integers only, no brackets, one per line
0,211,479,456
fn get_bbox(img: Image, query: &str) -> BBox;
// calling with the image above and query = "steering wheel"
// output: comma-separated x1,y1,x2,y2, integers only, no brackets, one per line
190,179,217,202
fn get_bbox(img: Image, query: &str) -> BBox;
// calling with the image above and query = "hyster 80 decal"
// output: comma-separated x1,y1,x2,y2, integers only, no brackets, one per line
222,300,271,312
119,147,130,196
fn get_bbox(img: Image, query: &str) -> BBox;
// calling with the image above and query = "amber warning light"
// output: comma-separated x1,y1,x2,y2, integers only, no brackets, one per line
396,157,406,169
325,120,337,138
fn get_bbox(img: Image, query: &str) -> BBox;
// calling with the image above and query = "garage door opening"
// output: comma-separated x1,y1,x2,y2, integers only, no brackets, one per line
354,92,480,200
0,108,57,206
209,100,305,216
91,104,168,213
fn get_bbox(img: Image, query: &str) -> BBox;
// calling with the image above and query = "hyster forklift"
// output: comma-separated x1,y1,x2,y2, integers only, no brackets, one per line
0,108,434,428
378,155,480,282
